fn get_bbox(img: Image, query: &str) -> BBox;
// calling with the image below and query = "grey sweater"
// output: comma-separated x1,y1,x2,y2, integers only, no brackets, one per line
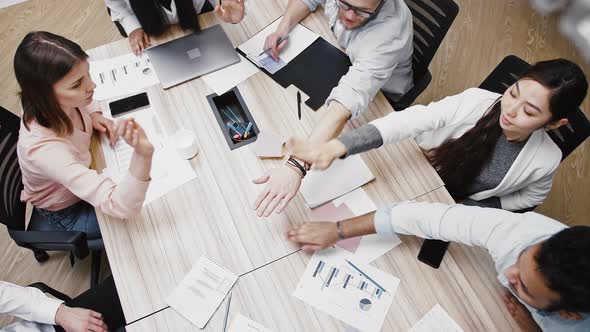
337,124,526,209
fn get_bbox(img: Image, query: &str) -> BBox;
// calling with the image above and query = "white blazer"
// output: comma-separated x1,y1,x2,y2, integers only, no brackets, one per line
105,0,207,35
370,88,562,211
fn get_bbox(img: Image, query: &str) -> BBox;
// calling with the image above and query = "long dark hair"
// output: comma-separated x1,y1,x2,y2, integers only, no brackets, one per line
428,59,588,200
129,0,200,35
14,31,88,137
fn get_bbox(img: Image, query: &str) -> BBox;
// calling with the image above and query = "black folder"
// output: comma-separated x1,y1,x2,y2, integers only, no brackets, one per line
236,23,351,110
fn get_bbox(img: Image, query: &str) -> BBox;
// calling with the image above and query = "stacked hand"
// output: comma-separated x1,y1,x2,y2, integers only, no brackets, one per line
215,0,245,24
252,166,302,217
55,304,107,332
286,137,347,170
287,222,339,252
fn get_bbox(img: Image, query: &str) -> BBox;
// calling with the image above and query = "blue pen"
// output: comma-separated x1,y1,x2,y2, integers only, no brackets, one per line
226,122,242,136
258,35,290,57
244,122,253,138
345,259,387,293
226,106,247,131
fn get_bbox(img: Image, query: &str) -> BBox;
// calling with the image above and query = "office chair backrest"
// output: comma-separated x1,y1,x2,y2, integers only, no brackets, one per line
479,55,590,161
0,106,26,231
404,0,459,80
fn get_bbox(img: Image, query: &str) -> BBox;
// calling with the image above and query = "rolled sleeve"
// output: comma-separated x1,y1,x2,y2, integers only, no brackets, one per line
106,0,142,35
301,0,325,11
104,172,151,218
374,207,395,235
34,295,63,325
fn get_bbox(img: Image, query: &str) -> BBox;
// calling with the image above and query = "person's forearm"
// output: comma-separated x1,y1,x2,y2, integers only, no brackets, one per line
340,211,377,238
129,152,153,181
276,0,312,36
307,101,351,143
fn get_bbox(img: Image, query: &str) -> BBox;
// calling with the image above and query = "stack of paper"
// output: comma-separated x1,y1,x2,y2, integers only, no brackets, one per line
201,54,259,96
300,155,375,208
167,257,238,329
228,314,273,332
238,18,319,74
409,304,464,332
293,247,400,332
250,130,285,158
309,188,402,262
89,53,159,101
100,105,196,205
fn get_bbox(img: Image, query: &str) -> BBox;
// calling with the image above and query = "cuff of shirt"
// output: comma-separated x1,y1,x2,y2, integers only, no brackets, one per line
34,296,64,325
300,0,319,11
120,16,142,35
120,172,151,206
326,87,363,118
374,207,395,236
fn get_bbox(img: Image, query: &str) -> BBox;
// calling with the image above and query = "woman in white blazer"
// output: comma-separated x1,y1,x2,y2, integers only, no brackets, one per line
285,59,588,212
105,0,245,55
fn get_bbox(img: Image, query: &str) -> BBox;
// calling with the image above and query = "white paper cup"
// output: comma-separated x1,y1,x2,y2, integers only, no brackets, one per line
173,129,199,159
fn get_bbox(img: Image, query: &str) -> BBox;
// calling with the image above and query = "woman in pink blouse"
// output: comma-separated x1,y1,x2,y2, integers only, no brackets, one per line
14,31,153,240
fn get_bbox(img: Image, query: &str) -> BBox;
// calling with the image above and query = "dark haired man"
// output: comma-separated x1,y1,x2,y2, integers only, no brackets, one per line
287,202,590,331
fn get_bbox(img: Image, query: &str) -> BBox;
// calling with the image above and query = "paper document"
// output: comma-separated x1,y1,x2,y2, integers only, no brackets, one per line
238,18,319,72
310,188,401,262
167,256,238,329
409,304,464,332
100,106,196,205
201,54,259,96
300,155,375,208
228,314,272,332
89,53,159,101
250,130,285,158
0,0,28,9
293,247,400,332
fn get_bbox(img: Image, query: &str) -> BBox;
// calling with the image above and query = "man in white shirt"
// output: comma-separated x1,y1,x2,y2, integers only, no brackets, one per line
252,0,413,217
1,277,123,332
286,202,590,332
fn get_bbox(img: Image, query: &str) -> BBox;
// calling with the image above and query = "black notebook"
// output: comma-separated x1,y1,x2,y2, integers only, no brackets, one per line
237,19,351,110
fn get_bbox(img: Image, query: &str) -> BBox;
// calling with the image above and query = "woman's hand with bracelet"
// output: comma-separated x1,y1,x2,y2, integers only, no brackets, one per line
252,163,303,217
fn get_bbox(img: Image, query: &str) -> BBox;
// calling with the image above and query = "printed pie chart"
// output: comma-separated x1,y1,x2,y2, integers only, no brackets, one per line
359,298,372,311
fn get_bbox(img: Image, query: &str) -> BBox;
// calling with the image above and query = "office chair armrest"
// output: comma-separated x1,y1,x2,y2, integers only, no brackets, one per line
8,230,90,259
27,282,72,302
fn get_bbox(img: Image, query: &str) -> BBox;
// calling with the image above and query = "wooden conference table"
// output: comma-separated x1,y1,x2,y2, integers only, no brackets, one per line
88,1,518,331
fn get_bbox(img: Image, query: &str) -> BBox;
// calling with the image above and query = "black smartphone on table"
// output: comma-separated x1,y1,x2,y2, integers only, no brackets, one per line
417,239,450,269
108,92,150,118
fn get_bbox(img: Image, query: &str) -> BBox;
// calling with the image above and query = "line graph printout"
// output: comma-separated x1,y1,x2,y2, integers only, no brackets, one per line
293,247,400,332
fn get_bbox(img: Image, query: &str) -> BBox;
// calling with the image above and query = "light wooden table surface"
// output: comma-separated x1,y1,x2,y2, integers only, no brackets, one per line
125,188,517,332
88,1,516,331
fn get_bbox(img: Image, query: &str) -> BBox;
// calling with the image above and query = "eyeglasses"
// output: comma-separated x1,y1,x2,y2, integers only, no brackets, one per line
336,0,385,19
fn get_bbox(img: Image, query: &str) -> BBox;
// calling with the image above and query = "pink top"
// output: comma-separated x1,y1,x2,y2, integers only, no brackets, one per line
17,101,150,219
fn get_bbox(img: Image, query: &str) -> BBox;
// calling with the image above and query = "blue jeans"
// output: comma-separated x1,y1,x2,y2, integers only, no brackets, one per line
35,201,102,240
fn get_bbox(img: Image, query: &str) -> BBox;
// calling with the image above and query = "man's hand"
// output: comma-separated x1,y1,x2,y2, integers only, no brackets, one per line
55,304,108,332
287,137,348,170
128,28,151,55
263,31,288,61
90,112,117,147
252,166,302,217
215,0,245,24
287,222,339,252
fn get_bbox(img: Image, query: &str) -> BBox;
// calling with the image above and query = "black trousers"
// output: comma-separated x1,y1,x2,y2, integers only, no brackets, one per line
54,276,126,332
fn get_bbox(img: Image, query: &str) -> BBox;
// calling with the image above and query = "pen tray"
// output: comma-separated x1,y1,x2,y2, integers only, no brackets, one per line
207,87,259,150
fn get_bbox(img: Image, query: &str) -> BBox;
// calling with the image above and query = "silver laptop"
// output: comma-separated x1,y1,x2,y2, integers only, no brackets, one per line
146,25,240,89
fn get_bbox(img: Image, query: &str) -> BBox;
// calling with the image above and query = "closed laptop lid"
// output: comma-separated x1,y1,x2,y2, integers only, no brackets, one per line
146,25,240,88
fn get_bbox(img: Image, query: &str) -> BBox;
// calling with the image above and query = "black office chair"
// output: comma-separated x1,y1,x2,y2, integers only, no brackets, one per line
389,0,459,110
419,55,590,269
0,105,103,288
